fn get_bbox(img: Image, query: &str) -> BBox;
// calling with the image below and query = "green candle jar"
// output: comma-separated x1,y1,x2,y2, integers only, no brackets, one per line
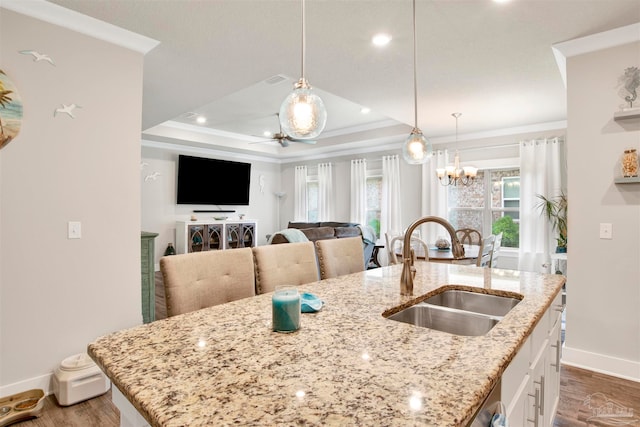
272,286,301,333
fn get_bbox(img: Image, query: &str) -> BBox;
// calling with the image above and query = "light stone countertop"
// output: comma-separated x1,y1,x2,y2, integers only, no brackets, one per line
88,262,565,426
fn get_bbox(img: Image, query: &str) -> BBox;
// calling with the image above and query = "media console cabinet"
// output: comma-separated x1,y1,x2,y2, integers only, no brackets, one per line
175,219,257,253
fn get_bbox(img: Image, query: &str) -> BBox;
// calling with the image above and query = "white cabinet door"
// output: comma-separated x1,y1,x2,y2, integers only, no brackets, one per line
507,373,531,426
545,317,562,427
527,347,546,427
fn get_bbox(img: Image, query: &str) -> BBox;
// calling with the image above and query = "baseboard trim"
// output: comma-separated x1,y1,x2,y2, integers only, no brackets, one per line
0,373,53,397
563,346,640,382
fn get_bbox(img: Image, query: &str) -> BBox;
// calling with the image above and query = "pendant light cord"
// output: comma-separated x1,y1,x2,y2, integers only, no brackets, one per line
301,0,306,79
412,0,418,129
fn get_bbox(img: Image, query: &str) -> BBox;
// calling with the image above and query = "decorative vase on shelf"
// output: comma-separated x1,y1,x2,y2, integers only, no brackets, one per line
622,149,638,178
164,243,176,256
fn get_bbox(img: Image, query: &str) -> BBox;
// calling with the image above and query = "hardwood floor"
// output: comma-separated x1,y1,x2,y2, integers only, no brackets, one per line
17,389,118,427
16,364,639,426
554,365,640,426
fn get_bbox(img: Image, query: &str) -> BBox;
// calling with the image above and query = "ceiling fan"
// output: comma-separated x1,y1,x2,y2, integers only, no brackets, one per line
254,113,317,148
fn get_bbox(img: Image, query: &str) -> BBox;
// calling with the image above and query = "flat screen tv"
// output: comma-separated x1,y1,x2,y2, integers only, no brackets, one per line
177,155,251,205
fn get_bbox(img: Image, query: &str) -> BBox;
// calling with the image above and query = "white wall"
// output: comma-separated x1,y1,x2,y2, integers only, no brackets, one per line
141,146,281,263
563,40,640,380
0,10,144,394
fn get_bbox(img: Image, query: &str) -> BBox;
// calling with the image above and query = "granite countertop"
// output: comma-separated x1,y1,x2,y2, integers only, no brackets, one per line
88,263,565,427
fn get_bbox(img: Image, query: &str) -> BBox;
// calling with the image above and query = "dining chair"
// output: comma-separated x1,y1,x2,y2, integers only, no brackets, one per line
315,237,365,280
385,231,429,265
476,234,495,267
387,235,429,265
490,232,503,268
456,228,482,246
252,241,319,294
160,248,256,317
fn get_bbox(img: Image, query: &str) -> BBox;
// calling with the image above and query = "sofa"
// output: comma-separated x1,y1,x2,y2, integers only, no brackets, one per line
270,221,376,267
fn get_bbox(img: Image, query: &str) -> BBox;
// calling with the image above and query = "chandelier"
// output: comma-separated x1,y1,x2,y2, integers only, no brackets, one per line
436,113,477,186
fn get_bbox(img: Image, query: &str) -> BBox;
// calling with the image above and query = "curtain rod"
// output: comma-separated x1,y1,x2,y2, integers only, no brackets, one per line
441,142,520,153
444,136,564,154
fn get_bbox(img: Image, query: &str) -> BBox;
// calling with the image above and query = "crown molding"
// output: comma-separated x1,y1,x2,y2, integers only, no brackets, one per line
552,22,640,87
1,0,159,54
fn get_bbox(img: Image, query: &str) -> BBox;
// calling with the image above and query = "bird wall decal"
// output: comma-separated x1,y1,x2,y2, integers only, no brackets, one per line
54,104,82,118
144,172,161,182
19,50,55,66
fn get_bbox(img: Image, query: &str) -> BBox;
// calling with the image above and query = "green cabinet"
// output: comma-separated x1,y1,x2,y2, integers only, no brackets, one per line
141,232,158,324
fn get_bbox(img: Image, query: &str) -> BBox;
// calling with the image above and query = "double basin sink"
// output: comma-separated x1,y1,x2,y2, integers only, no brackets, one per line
386,288,522,336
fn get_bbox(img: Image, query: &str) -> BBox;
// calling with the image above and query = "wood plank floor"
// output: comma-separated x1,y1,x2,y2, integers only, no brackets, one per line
16,365,639,426
18,276,639,426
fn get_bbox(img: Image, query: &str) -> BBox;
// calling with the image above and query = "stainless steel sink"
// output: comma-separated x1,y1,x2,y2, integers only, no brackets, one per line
387,304,499,336
424,290,520,317
385,288,522,336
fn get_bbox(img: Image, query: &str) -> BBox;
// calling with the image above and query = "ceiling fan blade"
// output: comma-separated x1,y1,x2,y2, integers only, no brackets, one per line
287,137,317,144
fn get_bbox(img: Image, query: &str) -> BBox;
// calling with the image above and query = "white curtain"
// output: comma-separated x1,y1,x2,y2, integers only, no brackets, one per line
294,165,308,222
381,155,402,236
350,159,367,225
421,149,449,244
518,138,565,272
317,163,334,221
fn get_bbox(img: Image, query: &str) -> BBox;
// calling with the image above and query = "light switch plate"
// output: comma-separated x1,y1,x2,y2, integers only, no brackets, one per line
68,221,82,239
599,223,612,239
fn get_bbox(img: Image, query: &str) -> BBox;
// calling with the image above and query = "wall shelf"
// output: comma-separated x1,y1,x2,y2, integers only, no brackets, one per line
614,109,640,121
614,176,640,184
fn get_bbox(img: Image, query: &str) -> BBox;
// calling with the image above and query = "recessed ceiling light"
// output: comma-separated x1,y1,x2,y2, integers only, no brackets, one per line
372,33,392,47
196,116,207,124
493,0,511,3
361,107,371,114
263,131,272,137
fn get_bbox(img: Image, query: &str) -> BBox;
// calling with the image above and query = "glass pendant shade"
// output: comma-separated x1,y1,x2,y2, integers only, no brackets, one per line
279,78,327,140
402,128,433,164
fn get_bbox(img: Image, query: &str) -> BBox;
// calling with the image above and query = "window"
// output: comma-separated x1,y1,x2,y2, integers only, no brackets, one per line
366,175,382,238
448,168,520,248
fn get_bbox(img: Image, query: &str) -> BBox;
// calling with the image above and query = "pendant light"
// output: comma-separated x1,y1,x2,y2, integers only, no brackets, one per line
402,0,432,164
279,0,327,140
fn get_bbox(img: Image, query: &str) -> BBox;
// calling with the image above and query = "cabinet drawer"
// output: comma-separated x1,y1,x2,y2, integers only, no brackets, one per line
530,315,548,362
502,335,530,405
548,290,563,331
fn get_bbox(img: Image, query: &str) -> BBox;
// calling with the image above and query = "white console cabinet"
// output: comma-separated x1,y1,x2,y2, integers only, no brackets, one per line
176,220,257,254
501,290,563,426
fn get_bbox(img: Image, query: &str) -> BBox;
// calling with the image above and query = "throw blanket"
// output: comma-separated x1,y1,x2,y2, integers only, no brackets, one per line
268,228,309,244
357,224,377,245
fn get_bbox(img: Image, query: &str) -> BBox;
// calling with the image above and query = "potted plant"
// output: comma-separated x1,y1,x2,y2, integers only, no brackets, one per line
537,192,567,253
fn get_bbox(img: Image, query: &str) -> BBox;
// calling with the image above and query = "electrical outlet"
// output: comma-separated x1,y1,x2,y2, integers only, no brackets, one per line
68,221,82,239
599,223,612,240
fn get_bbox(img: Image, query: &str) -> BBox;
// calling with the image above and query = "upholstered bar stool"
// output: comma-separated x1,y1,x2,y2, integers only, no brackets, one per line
252,242,319,294
160,248,255,317
315,237,365,280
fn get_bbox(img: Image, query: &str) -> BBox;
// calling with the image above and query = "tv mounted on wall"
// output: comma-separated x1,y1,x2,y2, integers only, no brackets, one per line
177,155,251,205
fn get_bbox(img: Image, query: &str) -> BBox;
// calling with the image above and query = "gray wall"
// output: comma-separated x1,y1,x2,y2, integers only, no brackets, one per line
0,10,144,393
564,41,640,380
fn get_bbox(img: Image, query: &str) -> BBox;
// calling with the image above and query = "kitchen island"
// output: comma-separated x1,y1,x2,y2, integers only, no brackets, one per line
88,262,564,426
